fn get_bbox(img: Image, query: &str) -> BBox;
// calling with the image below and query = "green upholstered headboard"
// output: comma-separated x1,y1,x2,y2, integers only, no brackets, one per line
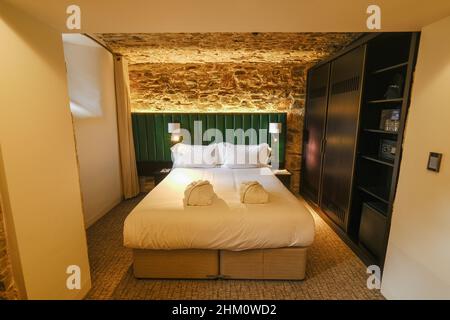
131,112,287,164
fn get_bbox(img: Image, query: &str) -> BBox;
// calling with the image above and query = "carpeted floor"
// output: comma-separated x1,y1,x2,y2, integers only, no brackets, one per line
85,194,384,300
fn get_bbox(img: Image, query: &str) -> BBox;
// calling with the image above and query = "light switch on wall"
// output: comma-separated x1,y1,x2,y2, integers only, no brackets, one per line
427,152,443,172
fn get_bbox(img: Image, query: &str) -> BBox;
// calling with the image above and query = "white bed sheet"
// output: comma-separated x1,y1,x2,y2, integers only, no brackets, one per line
124,167,315,250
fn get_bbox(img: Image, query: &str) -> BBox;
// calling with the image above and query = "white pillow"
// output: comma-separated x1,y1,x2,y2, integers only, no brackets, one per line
171,143,218,168
222,143,271,168
216,142,227,165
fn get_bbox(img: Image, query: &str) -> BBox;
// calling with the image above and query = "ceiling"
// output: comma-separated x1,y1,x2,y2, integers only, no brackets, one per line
95,33,361,65
5,0,450,33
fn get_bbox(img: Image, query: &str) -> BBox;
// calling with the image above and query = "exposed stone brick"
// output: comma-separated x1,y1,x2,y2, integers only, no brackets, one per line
96,33,361,65
128,63,306,112
97,33,360,193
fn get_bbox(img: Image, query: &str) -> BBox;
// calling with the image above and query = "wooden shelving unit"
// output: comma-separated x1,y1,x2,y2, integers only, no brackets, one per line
367,98,403,104
363,129,399,135
300,32,420,271
358,186,390,204
349,33,420,267
360,155,395,167
371,62,408,75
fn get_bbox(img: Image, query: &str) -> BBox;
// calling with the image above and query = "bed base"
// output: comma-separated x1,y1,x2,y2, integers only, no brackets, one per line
133,247,308,280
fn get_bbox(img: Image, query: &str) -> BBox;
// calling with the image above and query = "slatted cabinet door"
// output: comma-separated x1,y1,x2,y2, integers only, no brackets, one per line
300,63,331,204
320,46,366,231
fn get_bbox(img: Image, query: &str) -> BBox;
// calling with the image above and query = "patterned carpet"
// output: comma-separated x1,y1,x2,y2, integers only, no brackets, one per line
85,194,384,300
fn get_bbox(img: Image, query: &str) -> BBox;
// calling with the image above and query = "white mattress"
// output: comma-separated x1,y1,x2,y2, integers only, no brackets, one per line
124,167,315,251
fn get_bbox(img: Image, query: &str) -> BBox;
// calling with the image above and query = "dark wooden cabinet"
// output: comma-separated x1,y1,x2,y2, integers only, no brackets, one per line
320,46,366,231
300,33,419,269
300,63,330,204
351,33,420,267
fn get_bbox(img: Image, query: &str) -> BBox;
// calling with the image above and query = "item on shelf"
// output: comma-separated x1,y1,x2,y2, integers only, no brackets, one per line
379,109,400,132
384,73,404,99
379,139,397,161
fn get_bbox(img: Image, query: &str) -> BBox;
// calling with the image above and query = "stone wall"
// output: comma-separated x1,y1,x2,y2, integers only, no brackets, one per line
128,63,306,112
128,62,307,191
0,196,18,300
97,33,361,193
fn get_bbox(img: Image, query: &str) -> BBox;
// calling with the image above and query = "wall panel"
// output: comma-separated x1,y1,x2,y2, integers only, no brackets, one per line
132,112,287,164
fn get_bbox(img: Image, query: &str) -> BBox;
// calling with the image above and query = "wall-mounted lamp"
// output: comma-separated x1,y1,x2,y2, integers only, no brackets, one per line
171,134,181,142
168,123,181,142
269,123,282,142
168,123,180,134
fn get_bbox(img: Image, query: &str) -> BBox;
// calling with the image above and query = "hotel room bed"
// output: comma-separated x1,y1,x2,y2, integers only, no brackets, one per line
124,167,315,280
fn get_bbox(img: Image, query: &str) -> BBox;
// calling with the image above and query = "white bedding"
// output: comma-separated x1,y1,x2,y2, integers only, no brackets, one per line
124,167,315,251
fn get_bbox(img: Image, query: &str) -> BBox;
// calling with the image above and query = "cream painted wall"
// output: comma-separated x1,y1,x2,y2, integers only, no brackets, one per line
0,3,91,299
6,0,450,32
63,35,122,228
382,15,450,299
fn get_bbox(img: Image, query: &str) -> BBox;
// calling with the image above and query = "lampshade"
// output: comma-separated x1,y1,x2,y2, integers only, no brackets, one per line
171,134,181,142
168,123,180,133
269,123,282,134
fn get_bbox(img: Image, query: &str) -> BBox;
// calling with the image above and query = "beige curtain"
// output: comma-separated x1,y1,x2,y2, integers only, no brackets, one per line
114,55,140,199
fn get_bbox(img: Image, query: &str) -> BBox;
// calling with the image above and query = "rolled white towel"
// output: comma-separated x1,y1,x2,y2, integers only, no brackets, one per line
184,180,216,206
240,181,269,204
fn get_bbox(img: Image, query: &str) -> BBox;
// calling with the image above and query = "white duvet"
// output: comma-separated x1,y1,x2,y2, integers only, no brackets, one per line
124,167,315,251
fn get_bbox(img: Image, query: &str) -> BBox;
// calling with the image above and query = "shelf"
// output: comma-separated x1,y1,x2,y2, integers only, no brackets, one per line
363,129,399,135
367,98,403,104
371,62,408,75
365,201,389,216
358,186,390,204
361,155,395,167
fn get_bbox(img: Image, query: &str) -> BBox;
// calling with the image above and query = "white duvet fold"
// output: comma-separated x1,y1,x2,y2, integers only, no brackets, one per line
123,167,315,251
